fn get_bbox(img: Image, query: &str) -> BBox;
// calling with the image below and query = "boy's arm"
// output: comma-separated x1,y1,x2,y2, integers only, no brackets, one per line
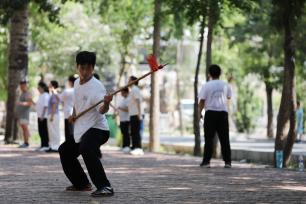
198,99,205,122
99,95,113,114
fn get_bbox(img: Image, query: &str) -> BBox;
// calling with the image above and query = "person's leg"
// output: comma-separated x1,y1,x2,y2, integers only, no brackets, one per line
64,119,69,142
53,114,61,149
58,140,90,188
20,123,30,145
130,116,141,148
41,118,49,147
38,119,44,147
79,128,111,189
202,111,216,165
216,112,231,164
120,121,130,148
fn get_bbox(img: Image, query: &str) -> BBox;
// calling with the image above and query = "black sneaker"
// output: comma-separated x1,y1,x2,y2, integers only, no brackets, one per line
200,162,210,168
91,186,114,197
18,143,29,148
66,183,92,191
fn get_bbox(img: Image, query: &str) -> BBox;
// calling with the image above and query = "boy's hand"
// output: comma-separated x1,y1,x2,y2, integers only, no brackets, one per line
68,115,76,124
104,95,113,104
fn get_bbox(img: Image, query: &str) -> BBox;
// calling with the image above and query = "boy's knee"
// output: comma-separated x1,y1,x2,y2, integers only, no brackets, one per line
58,143,66,155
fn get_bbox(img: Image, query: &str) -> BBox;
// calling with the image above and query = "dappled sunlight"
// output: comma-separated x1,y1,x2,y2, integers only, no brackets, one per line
273,185,306,192
167,187,192,190
0,153,22,157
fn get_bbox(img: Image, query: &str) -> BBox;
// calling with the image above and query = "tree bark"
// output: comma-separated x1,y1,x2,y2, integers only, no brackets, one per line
176,41,184,136
4,3,29,143
265,83,274,139
149,0,161,152
274,0,296,167
193,18,205,156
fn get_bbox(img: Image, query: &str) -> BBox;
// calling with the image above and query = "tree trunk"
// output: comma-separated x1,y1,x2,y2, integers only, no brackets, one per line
206,8,221,158
149,0,161,152
266,83,274,139
4,3,29,143
274,1,296,167
117,50,128,88
176,41,184,136
193,18,205,156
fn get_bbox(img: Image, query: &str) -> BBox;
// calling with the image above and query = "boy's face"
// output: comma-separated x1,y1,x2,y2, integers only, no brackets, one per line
77,64,94,80
19,83,27,92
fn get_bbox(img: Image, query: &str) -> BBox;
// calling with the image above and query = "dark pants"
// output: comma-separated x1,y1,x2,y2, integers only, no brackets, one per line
64,119,74,142
203,110,231,164
130,115,141,149
59,128,111,189
38,118,49,147
120,121,130,148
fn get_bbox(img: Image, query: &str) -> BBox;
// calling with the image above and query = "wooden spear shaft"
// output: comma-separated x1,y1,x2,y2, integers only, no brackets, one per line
74,64,167,121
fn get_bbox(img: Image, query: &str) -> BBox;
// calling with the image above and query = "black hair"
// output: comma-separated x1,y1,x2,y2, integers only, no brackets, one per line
93,73,100,80
50,80,59,89
76,51,96,67
297,101,300,106
20,80,28,84
68,75,76,84
38,81,49,93
209,64,221,78
121,87,129,93
130,76,138,86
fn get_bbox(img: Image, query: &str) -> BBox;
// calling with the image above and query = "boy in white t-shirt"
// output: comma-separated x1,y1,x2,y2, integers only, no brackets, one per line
60,75,76,142
117,88,130,153
59,51,114,197
198,64,232,168
35,82,50,151
128,76,144,156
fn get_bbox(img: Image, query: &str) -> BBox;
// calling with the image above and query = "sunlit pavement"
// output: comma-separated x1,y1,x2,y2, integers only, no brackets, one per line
0,144,306,204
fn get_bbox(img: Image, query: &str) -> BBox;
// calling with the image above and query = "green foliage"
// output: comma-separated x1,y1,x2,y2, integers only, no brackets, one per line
235,79,262,133
0,26,8,100
29,2,115,77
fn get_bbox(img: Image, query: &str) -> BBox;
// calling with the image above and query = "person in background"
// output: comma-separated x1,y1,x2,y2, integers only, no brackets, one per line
47,80,61,152
117,88,130,153
296,101,304,143
16,80,33,148
128,76,144,156
61,75,76,142
35,82,50,151
198,64,232,168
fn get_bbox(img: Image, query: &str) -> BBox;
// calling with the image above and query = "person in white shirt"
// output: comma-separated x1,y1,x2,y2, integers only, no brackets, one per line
117,88,130,153
61,75,76,142
198,64,232,168
128,76,144,156
58,51,114,197
36,82,50,151
46,80,61,152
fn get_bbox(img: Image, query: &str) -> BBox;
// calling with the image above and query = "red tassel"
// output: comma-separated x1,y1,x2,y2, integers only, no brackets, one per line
146,54,159,71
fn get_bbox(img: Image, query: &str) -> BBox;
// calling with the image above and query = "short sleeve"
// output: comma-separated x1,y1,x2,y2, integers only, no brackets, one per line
94,84,107,111
198,84,207,101
43,94,49,107
227,84,232,99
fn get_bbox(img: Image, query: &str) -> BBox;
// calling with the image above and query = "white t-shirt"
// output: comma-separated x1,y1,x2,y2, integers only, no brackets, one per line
118,96,130,122
128,85,142,116
36,92,50,118
60,88,74,119
73,77,109,143
199,80,232,112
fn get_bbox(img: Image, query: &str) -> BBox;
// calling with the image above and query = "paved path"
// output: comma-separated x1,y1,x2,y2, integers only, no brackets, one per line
0,144,306,204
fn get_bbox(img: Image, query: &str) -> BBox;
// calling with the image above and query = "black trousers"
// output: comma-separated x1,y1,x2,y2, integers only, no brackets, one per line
64,119,74,142
59,128,111,189
130,116,141,149
38,118,49,147
203,110,231,164
120,121,130,148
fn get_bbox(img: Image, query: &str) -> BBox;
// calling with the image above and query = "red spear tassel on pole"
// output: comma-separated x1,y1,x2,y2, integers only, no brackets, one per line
73,54,168,121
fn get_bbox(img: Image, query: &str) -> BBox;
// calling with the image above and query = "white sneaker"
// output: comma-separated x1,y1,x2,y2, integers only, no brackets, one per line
122,147,131,154
130,148,144,156
39,147,50,152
